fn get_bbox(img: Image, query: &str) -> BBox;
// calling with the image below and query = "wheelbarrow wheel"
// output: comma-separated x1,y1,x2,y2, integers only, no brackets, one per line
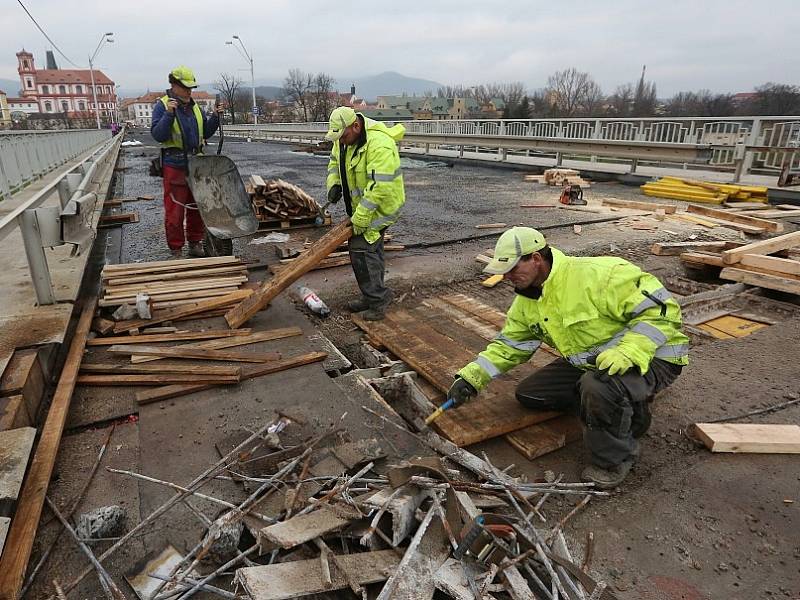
203,229,233,257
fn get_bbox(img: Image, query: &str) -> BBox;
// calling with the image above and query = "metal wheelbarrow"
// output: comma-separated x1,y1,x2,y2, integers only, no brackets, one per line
182,104,258,256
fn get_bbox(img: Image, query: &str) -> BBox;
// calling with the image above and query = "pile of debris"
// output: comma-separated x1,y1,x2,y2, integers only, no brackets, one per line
91,408,612,600
246,176,329,230
524,169,591,188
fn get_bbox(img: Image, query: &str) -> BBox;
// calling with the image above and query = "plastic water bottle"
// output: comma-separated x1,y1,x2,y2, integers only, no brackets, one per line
296,285,330,317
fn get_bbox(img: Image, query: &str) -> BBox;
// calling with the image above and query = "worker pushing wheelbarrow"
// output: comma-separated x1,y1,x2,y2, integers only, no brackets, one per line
150,66,258,257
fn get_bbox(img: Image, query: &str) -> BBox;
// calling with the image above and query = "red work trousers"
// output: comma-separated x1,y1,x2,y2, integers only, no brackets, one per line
163,164,204,250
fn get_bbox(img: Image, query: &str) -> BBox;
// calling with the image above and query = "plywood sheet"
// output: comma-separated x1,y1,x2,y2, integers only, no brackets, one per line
697,315,768,339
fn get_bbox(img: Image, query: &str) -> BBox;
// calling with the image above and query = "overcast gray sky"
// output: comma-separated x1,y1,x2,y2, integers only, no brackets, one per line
2,0,798,96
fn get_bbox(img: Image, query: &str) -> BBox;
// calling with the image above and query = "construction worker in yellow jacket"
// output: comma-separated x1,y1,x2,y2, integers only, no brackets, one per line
325,107,405,321
451,227,689,489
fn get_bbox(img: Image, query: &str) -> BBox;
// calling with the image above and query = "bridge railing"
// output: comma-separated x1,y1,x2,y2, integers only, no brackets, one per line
227,115,800,179
0,129,111,201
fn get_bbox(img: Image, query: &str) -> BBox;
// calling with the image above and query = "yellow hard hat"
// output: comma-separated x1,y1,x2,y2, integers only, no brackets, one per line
170,66,197,89
326,106,357,141
484,227,547,274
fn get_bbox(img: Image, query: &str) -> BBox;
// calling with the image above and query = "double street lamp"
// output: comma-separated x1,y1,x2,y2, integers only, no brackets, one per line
89,32,114,130
225,35,257,125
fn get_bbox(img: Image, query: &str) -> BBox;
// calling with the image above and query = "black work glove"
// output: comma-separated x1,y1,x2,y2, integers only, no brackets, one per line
448,377,477,408
327,184,342,204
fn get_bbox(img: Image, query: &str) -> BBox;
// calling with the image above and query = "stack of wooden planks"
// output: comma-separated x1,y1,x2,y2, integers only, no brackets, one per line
352,293,582,460
524,168,591,188
246,175,329,230
100,256,249,310
679,231,800,295
641,177,769,205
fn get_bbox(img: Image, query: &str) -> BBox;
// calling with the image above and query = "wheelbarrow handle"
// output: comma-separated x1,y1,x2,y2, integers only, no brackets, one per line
215,94,224,155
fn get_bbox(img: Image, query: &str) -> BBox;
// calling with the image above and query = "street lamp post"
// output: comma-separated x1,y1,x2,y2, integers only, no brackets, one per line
89,32,114,130
226,35,257,125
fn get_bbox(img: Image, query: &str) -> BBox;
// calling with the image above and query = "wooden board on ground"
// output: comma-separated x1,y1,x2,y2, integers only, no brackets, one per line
225,221,353,328
0,427,36,516
693,423,800,453
0,299,96,598
76,373,241,386
79,363,240,376
108,344,281,363
602,198,676,214
696,315,769,339
687,204,783,233
505,415,582,459
651,241,736,256
353,298,563,447
739,254,800,276
719,268,800,295
235,549,400,600
86,329,252,346
721,231,800,265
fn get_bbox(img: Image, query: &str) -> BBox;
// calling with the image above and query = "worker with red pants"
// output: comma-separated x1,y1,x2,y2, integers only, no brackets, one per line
151,66,222,258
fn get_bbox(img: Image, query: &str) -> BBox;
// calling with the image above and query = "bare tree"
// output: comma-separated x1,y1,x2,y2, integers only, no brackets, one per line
233,90,251,122
214,73,243,124
437,84,473,98
309,73,337,122
606,83,634,117
546,68,599,117
283,68,314,122
753,83,800,115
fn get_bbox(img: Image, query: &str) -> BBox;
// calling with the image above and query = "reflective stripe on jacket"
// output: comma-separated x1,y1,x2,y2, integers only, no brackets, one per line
458,248,689,390
158,95,204,151
326,116,405,244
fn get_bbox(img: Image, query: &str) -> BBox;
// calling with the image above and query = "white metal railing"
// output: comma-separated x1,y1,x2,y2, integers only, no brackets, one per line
0,129,111,201
228,115,800,179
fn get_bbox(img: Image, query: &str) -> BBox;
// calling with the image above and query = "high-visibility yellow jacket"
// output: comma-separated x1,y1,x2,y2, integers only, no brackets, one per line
158,95,204,151
326,116,405,244
458,248,689,390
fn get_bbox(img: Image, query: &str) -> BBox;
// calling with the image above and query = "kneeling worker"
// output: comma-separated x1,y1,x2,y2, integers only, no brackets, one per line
450,227,688,489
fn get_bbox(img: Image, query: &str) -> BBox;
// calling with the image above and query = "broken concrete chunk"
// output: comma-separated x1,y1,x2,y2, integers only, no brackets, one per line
75,505,127,539
258,507,351,551
202,517,244,564
362,484,431,547
112,304,139,321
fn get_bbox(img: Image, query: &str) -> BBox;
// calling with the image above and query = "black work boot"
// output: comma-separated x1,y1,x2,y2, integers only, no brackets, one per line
362,304,386,321
581,459,634,490
347,297,371,313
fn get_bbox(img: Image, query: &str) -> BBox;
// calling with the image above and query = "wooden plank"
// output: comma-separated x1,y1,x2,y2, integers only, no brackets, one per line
505,415,582,460
738,209,800,218
475,223,507,229
687,204,783,233
0,395,30,430
503,564,537,600
739,254,800,276
112,289,252,333
481,274,504,288
108,344,281,363
99,287,241,307
235,549,400,600
0,428,36,517
104,277,247,297
135,351,327,404
0,299,95,598
79,363,240,376
682,214,767,235
226,221,353,328
719,268,800,295
258,508,349,550
0,349,44,426
650,241,735,256
104,265,247,286
693,423,800,453
131,327,303,364
602,198,676,214
269,255,352,275
680,251,725,268
102,255,241,275
76,373,240,386
721,231,800,264
86,329,251,346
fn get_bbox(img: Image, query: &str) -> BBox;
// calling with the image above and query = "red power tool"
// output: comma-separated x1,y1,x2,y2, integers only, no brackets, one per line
559,184,587,206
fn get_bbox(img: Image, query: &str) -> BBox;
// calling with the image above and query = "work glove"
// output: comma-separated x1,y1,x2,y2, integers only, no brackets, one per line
327,184,342,204
448,377,477,408
595,348,634,377
351,223,366,236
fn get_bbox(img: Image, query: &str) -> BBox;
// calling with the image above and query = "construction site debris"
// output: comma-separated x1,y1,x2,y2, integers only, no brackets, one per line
525,169,592,188
74,505,127,540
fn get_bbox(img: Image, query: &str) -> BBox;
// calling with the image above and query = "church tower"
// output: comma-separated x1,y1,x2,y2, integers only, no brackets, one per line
17,50,37,97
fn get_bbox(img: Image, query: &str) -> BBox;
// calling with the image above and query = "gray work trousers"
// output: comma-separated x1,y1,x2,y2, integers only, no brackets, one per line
348,231,388,307
515,358,682,468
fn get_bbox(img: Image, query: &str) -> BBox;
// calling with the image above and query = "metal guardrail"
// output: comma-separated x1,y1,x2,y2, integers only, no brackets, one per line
227,115,800,180
0,129,111,201
0,131,122,304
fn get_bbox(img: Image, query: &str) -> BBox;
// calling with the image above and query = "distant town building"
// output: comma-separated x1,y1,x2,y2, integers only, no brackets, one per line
16,49,117,123
7,96,39,115
376,94,487,120
361,108,414,122
0,90,11,128
121,90,216,127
